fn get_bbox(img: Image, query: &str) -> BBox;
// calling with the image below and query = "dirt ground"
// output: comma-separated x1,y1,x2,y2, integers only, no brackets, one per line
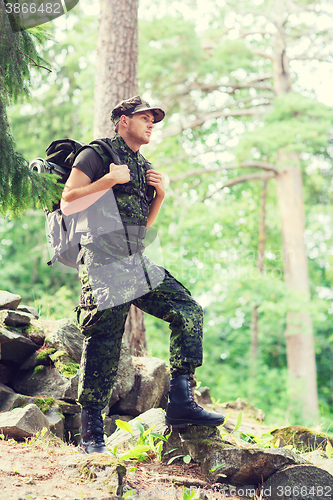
0,438,260,500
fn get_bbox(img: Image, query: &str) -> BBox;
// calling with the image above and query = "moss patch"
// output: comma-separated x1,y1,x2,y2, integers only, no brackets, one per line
34,397,55,414
25,324,41,335
33,365,45,376
50,351,80,379
54,360,79,379
272,425,333,451
36,348,56,361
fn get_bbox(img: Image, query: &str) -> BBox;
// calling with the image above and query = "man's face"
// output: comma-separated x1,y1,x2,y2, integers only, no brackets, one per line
127,110,155,146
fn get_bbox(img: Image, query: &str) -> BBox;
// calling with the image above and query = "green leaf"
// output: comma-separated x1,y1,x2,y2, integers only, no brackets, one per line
183,454,191,464
116,420,133,435
209,463,226,473
233,411,243,433
151,432,168,442
141,425,156,441
163,447,179,455
183,487,196,500
120,445,150,460
326,441,333,459
222,414,230,426
167,454,184,465
131,419,145,435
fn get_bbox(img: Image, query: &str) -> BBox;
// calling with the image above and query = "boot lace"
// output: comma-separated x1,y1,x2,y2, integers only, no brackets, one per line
188,376,202,410
87,409,105,445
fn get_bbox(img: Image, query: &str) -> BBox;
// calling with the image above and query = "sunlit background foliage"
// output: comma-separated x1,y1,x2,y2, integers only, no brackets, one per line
2,0,333,426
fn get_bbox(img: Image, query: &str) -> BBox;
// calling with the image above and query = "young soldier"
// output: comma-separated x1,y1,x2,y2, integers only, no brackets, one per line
61,96,224,454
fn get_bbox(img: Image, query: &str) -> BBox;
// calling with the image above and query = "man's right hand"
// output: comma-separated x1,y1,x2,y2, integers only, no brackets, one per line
106,163,130,185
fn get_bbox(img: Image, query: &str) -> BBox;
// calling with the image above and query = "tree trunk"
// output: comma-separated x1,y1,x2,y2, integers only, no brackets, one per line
93,0,138,138
271,1,319,421
276,152,319,420
93,0,146,354
123,304,147,356
250,180,268,382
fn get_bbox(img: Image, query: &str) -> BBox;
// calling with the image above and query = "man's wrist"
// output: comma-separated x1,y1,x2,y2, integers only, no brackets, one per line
155,191,165,200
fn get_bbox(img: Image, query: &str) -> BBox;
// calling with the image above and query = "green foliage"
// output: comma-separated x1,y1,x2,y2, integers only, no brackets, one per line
35,348,56,360
0,7,63,216
1,0,333,427
236,94,333,161
34,397,55,413
8,5,98,161
114,418,170,462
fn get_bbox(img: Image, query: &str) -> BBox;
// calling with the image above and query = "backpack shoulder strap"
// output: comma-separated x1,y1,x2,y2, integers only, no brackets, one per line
89,139,121,174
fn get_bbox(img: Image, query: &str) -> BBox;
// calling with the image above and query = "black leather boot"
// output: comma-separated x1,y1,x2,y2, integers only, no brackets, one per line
166,374,225,427
79,408,111,454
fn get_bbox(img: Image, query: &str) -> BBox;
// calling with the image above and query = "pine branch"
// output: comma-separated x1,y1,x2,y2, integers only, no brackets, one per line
11,46,51,73
202,172,276,201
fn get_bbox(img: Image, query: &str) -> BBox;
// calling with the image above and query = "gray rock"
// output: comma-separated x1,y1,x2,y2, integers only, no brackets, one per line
0,383,43,413
62,372,79,401
25,318,46,345
303,450,333,476
163,426,306,486
104,414,133,437
271,424,333,451
0,403,50,440
133,356,167,414
0,309,33,327
20,348,55,370
207,447,306,485
194,386,212,405
45,404,64,440
0,327,39,362
47,322,84,363
0,291,21,310
12,365,72,399
106,408,167,450
110,355,167,416
58,401,81,415
263,464,333,499
109,344,135,409
17,304,39,319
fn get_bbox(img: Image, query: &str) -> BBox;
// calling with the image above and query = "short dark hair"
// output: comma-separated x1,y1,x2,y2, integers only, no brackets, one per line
115,114,132,133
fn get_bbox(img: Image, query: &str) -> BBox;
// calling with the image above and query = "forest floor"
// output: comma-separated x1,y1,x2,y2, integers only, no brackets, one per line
0,437,262,500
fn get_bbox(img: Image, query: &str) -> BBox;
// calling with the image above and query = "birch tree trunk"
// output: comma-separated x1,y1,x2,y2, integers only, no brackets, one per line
271,0,319,420
93,0,146,354
276,154,319,419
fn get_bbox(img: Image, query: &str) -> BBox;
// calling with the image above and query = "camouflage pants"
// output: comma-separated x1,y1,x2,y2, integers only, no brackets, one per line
76,263,203,410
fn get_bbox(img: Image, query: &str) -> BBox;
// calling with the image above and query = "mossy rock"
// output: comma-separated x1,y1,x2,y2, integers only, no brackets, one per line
271,425,333,452
50,350,80,379
35,347,57,361
34,397,56,414
163,425,232,464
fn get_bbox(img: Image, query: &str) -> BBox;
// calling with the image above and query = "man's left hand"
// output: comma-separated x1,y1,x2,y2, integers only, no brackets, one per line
146,170,165,198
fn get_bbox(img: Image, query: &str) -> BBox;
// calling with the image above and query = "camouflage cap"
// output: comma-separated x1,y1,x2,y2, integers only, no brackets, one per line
111,95,165,127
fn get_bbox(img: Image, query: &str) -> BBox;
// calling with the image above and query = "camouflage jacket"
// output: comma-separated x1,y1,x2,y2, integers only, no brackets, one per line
75,134,155,245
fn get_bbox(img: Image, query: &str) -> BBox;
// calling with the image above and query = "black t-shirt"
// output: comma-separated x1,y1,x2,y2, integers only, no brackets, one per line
73,148,106,182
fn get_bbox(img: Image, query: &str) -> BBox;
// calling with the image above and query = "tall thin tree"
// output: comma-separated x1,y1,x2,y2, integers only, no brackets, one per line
93,0,146,355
